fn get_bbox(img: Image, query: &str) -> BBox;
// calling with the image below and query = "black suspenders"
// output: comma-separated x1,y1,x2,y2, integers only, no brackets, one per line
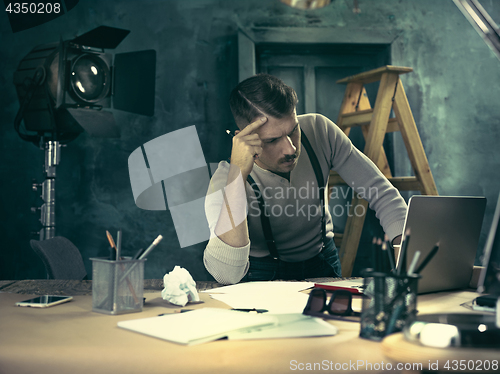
247,174,279,259
246,132,326,260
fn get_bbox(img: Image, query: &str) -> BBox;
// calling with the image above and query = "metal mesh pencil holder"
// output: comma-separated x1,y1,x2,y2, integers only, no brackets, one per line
359,269,420,341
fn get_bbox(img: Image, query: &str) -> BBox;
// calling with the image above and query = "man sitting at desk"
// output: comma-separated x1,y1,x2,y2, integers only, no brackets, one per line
204,74,406,285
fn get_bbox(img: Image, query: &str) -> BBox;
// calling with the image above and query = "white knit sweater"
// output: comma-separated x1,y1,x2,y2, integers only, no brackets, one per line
204,113,407,284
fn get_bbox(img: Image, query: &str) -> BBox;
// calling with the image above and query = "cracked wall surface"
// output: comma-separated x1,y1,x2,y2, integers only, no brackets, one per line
1,0,499,280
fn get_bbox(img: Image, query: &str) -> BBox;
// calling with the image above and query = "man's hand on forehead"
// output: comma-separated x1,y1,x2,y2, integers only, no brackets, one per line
235,117,268,137
230,116,267,178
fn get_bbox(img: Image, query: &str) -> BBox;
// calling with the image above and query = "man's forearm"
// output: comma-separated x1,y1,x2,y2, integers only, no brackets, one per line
214,165,250,247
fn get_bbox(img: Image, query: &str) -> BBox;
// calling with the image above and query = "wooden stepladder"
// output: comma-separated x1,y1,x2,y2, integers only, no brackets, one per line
330,66,438,277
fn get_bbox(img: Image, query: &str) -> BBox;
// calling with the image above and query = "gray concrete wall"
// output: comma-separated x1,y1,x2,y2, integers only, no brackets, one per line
1,0,499,280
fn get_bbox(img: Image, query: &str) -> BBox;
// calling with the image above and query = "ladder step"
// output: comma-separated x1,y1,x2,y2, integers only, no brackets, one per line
337,65,413,85
386,119,400,133
388,176,421,191
341,109,373,127
340,110,399,132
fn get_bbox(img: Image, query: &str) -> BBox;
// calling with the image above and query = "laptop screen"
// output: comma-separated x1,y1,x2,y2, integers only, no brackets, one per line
478,193,500,296
400,195,486,294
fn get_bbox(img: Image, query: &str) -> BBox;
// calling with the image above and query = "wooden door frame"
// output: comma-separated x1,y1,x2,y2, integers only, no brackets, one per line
238,27,404,82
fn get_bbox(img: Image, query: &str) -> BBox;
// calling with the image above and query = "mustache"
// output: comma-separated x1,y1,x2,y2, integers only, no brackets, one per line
280,154,298,163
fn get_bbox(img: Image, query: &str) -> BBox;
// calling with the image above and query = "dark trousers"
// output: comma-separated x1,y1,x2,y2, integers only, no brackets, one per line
242,238,342,281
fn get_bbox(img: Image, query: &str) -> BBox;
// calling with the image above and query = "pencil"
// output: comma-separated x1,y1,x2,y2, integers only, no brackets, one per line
371,237,378,272
376,238,383,273
132,248,145,260
106,230,117,260
116,229,122,261
396,228,411,275
118,235,163,284
407,251,421,275
106,230,139,304
382,239,396,273
415,242,440,274
139,235,163,260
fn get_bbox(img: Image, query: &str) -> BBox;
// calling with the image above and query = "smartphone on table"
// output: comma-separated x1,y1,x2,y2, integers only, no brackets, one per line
15,295,73,308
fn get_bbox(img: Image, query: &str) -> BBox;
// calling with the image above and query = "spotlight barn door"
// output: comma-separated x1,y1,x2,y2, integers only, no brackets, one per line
113,50,156,116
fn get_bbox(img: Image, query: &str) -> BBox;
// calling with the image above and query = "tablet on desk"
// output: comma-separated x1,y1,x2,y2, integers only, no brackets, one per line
15,295,73,308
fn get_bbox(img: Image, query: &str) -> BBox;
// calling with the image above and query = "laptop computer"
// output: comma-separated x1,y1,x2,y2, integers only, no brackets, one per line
399,195,487,294
477,192,500,296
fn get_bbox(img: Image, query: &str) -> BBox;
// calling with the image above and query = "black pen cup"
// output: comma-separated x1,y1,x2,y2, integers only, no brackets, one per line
91,257,146,315
359,269,420,341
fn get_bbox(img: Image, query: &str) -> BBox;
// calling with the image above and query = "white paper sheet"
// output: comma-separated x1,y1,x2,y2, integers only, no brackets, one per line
117,308,277,345
202,281,314,294
203,281,314,314
228,313,338,340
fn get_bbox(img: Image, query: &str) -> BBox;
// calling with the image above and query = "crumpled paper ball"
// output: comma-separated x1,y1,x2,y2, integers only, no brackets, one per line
161,266,200,306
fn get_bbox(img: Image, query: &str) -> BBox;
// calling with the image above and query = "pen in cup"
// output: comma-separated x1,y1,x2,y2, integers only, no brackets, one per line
382,237,396,273
116,229,122,261
396,228,411,275
138,235,163,260
415,242,440,274
132,248,145,260
106,230,117,261
104,230,139,304
119,235,163,283
371,237,378,272
376,238,384,273
407,251,421,276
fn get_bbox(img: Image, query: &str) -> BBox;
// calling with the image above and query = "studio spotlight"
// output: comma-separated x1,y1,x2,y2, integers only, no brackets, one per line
13,25,156,240
14,25,156,142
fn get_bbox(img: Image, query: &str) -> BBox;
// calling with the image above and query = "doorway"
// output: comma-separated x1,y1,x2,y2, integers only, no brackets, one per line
239,34,394,274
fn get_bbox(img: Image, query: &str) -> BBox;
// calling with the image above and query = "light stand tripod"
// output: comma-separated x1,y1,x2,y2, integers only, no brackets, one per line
13,26,155,242
32,140,61,240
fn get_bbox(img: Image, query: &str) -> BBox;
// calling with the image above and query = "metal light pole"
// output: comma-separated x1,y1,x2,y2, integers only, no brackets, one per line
32,140,60,240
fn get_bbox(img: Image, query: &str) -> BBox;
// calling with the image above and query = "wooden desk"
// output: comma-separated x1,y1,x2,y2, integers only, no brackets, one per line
0,280,496,374
381,292,500,374
0,279,221,295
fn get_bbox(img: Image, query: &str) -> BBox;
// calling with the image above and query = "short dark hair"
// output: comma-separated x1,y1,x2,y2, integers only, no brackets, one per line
229,74,298,128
